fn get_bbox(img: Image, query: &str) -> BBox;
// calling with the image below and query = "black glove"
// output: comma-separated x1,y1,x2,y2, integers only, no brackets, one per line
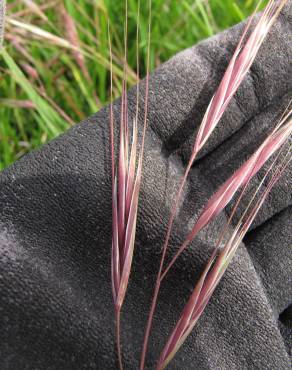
0,3,291,369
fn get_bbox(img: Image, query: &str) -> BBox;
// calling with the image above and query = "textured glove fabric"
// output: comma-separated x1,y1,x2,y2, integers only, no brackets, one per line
0,4,291,369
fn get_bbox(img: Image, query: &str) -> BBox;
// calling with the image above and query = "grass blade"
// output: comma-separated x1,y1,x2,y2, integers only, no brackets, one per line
1,48,66,137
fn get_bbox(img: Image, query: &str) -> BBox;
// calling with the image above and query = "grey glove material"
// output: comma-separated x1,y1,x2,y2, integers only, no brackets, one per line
0,3,291,369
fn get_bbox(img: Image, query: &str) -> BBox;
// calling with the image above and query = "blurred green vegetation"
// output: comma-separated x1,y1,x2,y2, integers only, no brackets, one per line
0,0,267,170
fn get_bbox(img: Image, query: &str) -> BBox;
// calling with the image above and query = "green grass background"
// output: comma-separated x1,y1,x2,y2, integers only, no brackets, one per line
0,0,267,170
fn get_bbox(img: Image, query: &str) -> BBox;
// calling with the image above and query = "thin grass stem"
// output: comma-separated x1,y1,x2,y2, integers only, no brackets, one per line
115,308,123,370
139,151,196,369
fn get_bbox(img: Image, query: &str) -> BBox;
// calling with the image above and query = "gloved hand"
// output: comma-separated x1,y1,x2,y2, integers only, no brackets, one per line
0,3,291,369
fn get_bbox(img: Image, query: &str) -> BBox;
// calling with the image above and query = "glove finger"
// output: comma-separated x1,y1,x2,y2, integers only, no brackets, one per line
244,206,292,315
279,304,292,358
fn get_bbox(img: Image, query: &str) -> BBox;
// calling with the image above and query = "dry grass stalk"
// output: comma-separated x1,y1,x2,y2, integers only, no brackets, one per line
60,4,90,81
21,0,48,21
0,98,36,109
0,0,6,48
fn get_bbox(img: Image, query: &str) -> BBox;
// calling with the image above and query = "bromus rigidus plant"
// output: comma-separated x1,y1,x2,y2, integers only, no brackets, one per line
107,0,290,368
161,107,292,280
156,112,291,369
109,1,151,369
140,0,288,368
